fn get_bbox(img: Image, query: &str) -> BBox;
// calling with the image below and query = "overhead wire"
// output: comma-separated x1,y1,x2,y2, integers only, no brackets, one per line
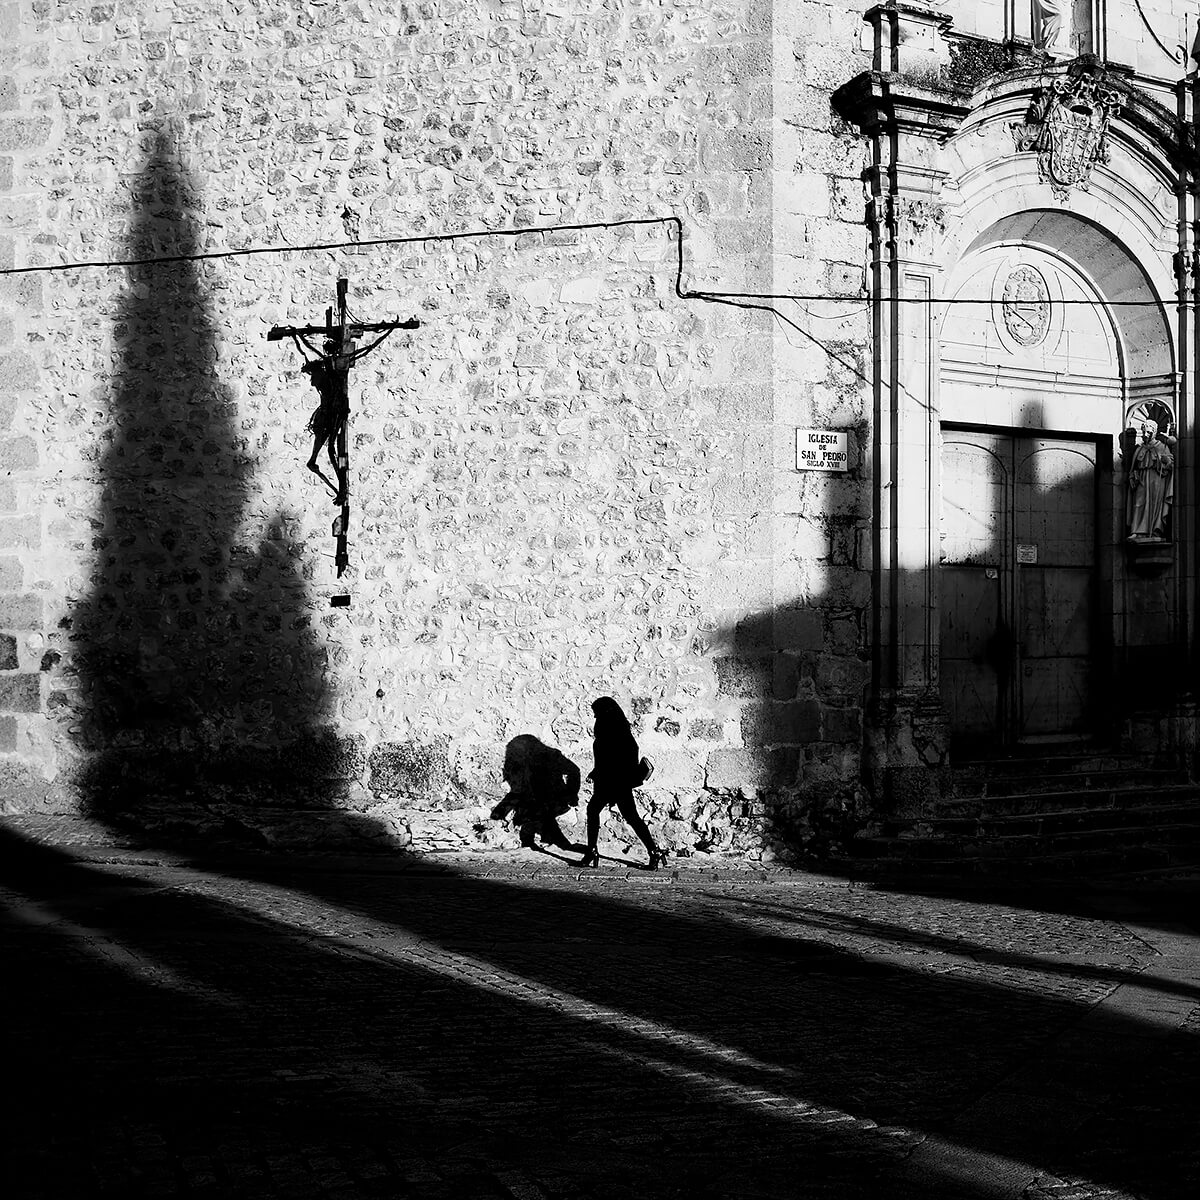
0,212,1192,308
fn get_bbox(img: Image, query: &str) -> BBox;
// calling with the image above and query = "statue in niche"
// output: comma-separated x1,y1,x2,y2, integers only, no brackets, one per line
1125,407,1177,542
1032,0,1065,56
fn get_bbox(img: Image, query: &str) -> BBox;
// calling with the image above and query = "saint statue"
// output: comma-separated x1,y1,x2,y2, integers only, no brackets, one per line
1032,0,1065,55
1127,419,1176,541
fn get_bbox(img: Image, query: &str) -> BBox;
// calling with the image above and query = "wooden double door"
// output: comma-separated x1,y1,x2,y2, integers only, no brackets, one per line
939,428,1103,750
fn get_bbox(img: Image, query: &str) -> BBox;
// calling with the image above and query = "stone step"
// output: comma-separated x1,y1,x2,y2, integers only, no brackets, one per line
847,815,1200,869
855,816,1200,854
830,839,1200,879
878,801,1200,840
947,767,1185,800
841,789,1200,876
935,782,1198,818
920,789,1200,826
936,777,1200,816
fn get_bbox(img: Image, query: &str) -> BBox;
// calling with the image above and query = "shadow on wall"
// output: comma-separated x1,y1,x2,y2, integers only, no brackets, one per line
64,126,378,847
696,601,871,863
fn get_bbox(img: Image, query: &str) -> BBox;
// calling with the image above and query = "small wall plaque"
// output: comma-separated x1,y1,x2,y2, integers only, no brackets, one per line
795,429,849,472
1016,544,1038,564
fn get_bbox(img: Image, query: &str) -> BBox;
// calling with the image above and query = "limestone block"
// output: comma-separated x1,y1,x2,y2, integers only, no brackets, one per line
560,278,602,305
0,592,39,627
0,757,54,810
0,630,14,668
0,555,18,589
705,746,800,790
0,434,36,471
821,704,863,743
702,559,773,613
0,350,37,391
773,653,800,701
0,515,37,549
286,728,367,781
740,699,821,746
696,382,773,424
826,262,864,296
774,607,823,651
369,737,452,800
0,115,50,153
639,749,703,788
713,654,773,697
687,716,725,741
0,671,38,710
812,653,868,699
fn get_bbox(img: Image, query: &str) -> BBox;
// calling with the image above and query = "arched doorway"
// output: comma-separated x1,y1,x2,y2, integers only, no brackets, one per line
937,211,1175,752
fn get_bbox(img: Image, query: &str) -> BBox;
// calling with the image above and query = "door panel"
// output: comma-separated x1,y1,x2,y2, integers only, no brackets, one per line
1015,440,1096,738
941,567,1003,736
940,429,1098,748
940,433,1010,742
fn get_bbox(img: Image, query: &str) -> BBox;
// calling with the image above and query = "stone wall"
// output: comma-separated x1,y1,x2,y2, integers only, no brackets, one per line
0,0,874,858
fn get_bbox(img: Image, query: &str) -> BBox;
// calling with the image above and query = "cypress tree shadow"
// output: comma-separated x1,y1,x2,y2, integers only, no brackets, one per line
65,125,370,846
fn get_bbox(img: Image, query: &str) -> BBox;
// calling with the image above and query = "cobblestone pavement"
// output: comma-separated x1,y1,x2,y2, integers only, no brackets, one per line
3,816,1198,1199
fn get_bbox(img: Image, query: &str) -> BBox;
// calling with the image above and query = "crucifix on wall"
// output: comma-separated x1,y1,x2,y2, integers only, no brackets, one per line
267,279,420,577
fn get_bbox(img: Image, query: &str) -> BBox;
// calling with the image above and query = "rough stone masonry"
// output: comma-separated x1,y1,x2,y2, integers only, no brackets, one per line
0,0,873,856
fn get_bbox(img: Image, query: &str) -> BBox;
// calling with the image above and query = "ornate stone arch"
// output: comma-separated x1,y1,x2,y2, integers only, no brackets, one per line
834,8,1198,800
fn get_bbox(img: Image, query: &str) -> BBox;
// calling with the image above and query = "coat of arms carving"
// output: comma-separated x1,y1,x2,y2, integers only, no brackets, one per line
1000,266,1050,347
1012,68,1122,201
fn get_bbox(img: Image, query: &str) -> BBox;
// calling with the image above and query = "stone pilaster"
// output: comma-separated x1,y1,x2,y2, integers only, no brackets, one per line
835,4,968,807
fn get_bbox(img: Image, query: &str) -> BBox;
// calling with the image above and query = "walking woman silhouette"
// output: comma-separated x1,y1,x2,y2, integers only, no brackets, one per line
579,696,668,869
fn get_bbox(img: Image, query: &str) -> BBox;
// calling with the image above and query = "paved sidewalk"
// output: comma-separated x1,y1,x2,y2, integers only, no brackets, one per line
3,815,1198,1199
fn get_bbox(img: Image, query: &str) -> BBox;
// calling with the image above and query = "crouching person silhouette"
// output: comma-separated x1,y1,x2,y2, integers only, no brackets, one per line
491,735,586,853
579,696,667,870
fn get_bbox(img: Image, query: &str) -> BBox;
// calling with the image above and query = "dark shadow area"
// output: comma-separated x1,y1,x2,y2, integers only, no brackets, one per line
64,125,370,843
4,823,1197,1199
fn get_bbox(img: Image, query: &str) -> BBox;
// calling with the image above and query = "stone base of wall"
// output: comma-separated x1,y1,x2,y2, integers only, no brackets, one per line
1,727,868,861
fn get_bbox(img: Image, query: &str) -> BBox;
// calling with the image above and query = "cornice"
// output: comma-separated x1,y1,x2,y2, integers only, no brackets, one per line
833,71,971,140
836,55,1200,180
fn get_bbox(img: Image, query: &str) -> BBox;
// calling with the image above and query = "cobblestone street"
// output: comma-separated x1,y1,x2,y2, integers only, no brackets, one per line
3,818,1198,1200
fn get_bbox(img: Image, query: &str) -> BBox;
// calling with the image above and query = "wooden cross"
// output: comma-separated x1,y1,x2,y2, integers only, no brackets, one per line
267,278,419,577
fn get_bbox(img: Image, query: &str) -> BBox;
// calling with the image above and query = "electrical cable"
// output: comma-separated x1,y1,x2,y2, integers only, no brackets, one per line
0,212,1192,308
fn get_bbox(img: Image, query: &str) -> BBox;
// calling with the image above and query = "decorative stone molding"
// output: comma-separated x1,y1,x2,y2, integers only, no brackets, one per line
893,196,946,238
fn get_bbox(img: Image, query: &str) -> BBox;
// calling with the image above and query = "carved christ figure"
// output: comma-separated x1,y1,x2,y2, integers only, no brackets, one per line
1033,0,1065,54
1127,420,1176,540
301,341,351,503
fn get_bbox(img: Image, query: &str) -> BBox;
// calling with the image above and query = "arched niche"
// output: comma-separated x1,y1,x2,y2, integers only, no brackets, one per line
941,209,1174,414
936,207,1180,749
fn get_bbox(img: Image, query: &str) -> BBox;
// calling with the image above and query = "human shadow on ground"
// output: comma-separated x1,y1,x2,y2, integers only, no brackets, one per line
6,823,1194,1200
63,124,374,846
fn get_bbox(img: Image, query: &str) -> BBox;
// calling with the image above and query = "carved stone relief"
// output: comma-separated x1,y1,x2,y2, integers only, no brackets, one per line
999,265,1051,346
1011,67,1123,200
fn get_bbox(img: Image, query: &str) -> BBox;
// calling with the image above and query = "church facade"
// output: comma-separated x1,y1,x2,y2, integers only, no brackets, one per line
1,1,1198,857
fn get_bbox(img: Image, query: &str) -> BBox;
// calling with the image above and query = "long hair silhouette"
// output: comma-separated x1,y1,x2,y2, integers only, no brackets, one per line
580,697,665,869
